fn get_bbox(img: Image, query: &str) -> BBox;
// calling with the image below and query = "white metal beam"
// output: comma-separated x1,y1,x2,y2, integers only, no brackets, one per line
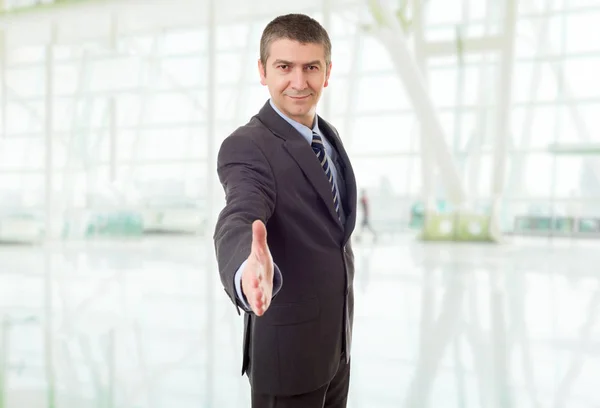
368,0,467,205
340,7,364,146
205,0,216,406
321,0,332,120
109,100,117,184
0,27,5,139
231,24,254,124
412,0,436,212
466,66,491,197
123,40,207,113
506,0,554,199
44,24,56,240
521,0,600,192
466,0,497,201
127,32,161,183
425,35,505,56
453,26,466,179
109,13,117,183
42,27,57,408
489,0,518,238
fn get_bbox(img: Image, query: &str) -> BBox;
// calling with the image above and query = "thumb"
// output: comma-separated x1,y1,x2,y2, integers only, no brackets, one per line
251,219,268,256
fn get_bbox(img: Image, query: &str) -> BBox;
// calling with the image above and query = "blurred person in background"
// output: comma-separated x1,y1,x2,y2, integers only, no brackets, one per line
357,189,377,242
214,13,357,408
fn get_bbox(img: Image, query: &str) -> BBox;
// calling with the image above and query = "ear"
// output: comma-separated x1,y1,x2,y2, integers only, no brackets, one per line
324,62,332,88
258,59,267,86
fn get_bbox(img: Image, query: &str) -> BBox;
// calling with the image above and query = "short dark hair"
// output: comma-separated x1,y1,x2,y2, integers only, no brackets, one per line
260,14,332,69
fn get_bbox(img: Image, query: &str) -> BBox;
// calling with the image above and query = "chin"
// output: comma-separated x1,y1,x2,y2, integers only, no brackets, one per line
290,108,312,118
282,101,306,111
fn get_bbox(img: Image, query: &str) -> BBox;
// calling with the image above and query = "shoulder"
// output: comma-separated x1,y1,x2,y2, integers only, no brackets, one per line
224,116,276,145
218,117,276,162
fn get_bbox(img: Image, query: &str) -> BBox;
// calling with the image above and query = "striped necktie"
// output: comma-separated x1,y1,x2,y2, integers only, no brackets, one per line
311,131,341,219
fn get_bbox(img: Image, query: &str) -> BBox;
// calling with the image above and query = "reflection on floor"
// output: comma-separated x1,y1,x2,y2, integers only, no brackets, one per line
0,234,599,407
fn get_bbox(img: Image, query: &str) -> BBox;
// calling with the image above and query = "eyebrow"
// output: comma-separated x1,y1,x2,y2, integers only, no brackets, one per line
272,59,323,67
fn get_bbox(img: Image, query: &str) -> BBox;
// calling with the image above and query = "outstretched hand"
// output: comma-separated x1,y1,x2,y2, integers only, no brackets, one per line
241,220,274,316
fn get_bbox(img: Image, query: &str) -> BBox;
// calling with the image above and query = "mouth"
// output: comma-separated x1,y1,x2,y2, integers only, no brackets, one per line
287,94,311,100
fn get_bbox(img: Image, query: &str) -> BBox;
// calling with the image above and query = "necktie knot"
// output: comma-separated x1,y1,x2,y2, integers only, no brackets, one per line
311,132,325,151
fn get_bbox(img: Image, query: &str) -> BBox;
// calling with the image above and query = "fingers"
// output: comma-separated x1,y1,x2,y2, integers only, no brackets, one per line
249,286,267,316
251,220,268,258
244,271,273,316
244,272,265,315
246,220,273,316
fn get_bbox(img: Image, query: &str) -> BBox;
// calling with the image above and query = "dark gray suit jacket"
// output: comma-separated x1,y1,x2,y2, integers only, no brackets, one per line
213,100,357,396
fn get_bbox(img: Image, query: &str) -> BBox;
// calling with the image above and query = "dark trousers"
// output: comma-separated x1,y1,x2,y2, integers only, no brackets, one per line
251,356,351,408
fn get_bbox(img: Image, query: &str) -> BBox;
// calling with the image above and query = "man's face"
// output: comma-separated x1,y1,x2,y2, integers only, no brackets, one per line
258,38,331,128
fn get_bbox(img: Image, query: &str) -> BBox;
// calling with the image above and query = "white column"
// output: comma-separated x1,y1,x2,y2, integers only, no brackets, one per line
549,2,568,235
490,0,518,218
109,98,117,183
205,0,217,406
467,0,496,199
370,0,467,205
43,24,57,408
340,6,364,146
44,24,57,239
412,0,435,212
0,28,6,139
0,318,8,408
321,0,332,119
109,14,118,183
505,0,553,198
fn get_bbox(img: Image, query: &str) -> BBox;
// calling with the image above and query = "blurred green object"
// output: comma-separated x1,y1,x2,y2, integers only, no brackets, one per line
515,216,552,232
0,213,44,244
420,212,494,242
409,202,425,228
514,216,580,234
409,200,450,229
85,212,143,237
579,218,600,233
554,217,575,233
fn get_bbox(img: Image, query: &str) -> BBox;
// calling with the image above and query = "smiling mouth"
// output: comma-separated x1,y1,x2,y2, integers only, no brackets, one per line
287,94,311,100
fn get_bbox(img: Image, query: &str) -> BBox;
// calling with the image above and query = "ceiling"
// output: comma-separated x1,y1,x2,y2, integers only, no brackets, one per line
0,0,363,47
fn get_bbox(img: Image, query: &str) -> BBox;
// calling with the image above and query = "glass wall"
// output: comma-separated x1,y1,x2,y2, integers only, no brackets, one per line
1,0,600,238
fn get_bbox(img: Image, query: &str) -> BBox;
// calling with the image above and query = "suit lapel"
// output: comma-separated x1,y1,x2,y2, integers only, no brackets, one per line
318,118,357,244
256,101,343,229
283,139,343,228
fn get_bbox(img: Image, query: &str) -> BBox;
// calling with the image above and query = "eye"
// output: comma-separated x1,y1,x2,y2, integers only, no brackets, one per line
306,65,319,71
278,64,289,70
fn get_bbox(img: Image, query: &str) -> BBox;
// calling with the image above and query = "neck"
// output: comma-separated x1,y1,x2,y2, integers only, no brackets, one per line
270,100,316,129
293,113,315,129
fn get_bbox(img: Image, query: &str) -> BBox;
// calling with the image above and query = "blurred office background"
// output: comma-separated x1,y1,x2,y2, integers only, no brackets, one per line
1,0,600,406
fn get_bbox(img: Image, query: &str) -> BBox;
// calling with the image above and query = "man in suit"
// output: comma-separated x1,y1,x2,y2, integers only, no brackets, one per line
213,13,357,408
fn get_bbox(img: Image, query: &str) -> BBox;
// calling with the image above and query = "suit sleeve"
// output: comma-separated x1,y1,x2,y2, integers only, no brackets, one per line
213,134,278,313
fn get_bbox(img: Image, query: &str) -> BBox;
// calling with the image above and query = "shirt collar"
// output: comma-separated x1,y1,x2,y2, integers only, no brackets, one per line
269,99,320,145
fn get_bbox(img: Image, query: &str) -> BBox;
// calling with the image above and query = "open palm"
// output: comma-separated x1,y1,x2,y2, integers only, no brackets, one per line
241,220,274,316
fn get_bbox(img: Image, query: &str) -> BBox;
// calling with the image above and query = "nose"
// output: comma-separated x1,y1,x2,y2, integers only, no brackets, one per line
290,67,308,90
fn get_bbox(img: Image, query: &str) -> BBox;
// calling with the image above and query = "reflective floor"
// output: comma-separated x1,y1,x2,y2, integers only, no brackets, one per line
0,233,599,407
